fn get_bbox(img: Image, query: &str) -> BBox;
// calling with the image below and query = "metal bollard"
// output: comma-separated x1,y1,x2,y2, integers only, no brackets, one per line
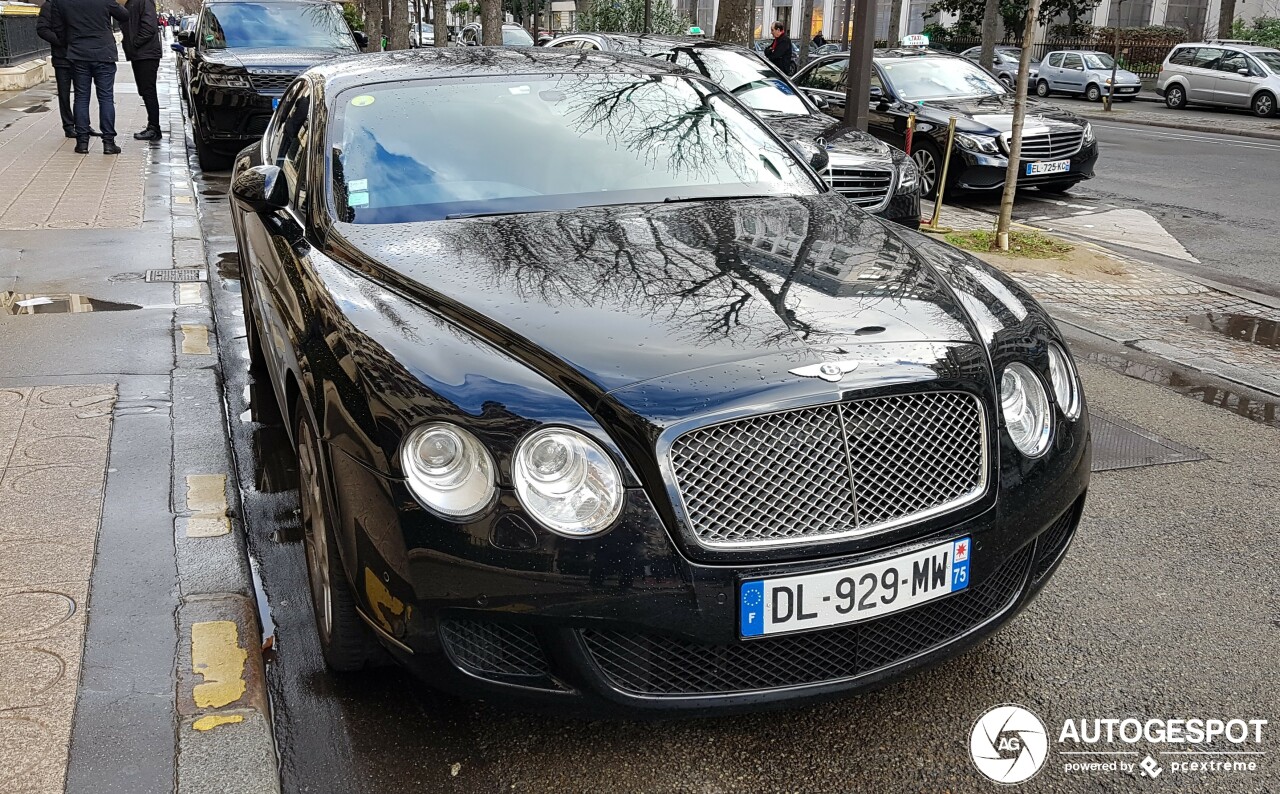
927,116,957,230
905,113,916,156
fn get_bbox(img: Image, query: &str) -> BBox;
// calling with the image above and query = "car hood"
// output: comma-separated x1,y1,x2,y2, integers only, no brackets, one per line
332,194,984,395
1090,67,1141,83
763,113,897,163
914,94,1086,134
201,47,356,70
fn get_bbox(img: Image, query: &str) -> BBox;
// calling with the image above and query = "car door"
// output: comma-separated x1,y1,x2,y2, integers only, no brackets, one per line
1213,50,1261,107
866,67,905,149
794,58,847,119
1041,53,1063,89
1057,53,1085,93
1187,47,1225,102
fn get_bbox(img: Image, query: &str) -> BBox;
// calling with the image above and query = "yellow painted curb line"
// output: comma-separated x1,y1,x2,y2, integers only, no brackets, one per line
186,474,230,537
193,713,245,731
178,283,204,305
181,323,211,355
191,620,247,708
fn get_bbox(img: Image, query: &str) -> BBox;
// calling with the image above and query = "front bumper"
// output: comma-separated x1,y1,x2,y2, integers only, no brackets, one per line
326,400,1091,716
193,84,280,145
950,140,1099,193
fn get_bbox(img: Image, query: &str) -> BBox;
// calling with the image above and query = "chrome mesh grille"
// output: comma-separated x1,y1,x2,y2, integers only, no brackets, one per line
825,166,893,208
669,392,986,548
1017,129,1084,160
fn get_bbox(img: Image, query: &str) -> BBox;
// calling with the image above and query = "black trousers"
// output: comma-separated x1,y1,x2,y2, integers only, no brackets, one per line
131,58,161,130
54,62,75,133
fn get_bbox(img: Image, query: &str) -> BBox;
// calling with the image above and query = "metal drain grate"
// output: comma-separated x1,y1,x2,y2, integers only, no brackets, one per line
145,268,206,283
1090,411,1209,472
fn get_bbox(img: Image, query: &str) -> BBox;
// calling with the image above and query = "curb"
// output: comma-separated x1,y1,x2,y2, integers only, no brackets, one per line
1072,108,1280,141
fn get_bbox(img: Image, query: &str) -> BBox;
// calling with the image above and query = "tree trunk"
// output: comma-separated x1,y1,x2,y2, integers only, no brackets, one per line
388,0,410,49
843,0,877,130
362,0,384,49
713,0,752,46
480,0,503,44
432,0,447,44
797,0,814,69
887,0,904,45
978,0,999,69
1217,0,1236,38
994,0,1042,250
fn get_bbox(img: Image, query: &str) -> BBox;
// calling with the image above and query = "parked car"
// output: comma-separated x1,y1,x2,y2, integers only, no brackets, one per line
959,45,1039,88
458,21,535,46
410,22,437,47
171,14,198,110
794,49,1099,197
1035,50,1142,102
178,0,366,170
545,33,920,226
1157,41,1280,117
229,47,1089,715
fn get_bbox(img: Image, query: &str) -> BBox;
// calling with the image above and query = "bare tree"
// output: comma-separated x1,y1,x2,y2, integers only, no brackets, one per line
888,0,904,45
994,0,1042,250
714,0,753,46
389,0,410,49
978,0,999,69
1217,0,1236,37
361,0,384,48
432,0,447,44
798,0,814,69
480,0,503,43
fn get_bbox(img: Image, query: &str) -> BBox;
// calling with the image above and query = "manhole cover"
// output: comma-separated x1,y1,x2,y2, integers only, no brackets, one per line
145,268,206,283
1090,411,1209,472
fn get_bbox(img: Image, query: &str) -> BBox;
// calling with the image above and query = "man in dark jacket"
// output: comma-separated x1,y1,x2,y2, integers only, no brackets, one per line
765,22,794,75
49,0,129,154
35,0,100,138
123,0,163,140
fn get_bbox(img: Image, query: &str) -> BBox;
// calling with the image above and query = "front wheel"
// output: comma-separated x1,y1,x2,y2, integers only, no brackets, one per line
1165,84,1187,109
1253,91,1277,118
192,122,233,171
1085,83,1102,102
910,139,943,200
1035,79,1051,98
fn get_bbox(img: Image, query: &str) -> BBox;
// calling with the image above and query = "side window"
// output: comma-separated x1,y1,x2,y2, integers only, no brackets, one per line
1062,53,1082,70
277,87,311,210
1192,48,1224,69
1046,53,1063,67
800,60,847,90
199,10,224,48
265,83,304,162
869,70,884,94
1218,51,1249,73
550,38,579,48
1168,47,1194,66
579,40,600,51
462,27,478,44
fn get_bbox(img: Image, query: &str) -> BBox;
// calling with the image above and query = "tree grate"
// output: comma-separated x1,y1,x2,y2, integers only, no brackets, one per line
145,268,206,283
1090,410,1210,472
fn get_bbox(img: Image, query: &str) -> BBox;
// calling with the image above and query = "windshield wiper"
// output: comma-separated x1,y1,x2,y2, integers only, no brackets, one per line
662,194,773,204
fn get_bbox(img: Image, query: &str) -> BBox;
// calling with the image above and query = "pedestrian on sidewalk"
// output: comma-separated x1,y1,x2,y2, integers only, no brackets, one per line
35,0,100,139
765,22,794,75
49,0,129,154
123,0,163,141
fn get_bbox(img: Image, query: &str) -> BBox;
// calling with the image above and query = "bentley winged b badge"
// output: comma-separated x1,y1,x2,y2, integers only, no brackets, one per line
789,360,860,383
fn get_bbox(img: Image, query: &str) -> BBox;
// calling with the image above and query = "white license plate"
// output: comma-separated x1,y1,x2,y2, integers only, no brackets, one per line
1119,86,1138,93
739,537,971,637
1026,159,1070,176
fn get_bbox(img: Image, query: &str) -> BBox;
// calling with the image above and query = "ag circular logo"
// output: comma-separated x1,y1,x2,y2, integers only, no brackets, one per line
970,704,1049,784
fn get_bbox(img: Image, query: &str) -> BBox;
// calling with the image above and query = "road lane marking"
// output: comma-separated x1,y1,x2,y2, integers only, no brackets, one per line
180,323,210,354
186,473,230,537
1090,122,1280,150
192,713,245,731
191,620,248,708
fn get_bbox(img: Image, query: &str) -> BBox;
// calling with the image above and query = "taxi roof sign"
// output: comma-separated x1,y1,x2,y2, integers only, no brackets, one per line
901,33,929,47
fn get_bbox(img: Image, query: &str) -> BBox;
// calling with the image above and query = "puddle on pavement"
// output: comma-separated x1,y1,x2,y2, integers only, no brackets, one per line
1,291,141,315
1084,350,1279,429
22,105,49,113
215,251,241,280
1186,313,1280,350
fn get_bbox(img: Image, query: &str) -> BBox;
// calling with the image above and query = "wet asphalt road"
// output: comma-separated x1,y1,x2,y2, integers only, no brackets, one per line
195,120,1280,792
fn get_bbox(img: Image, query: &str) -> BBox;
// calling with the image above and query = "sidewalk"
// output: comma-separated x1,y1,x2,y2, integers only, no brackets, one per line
0,58,276,793
1066,100,1280,141
932,205,1280,398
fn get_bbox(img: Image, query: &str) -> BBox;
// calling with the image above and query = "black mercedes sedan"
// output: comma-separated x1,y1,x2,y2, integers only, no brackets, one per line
794,49,1099,198
178,0,366,170
546,34,921,227
229,48,1090,716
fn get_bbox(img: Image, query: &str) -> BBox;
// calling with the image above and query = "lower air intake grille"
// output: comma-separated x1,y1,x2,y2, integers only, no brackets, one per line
439,619,550,677
582,546,1032,695
1031,507,1078,582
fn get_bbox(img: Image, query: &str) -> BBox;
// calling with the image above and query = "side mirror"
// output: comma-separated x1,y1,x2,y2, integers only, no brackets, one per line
353,30,369,48
811,93,829,109
170,42,184,54
231,165,290,213
789,138,830,173
1238,67,1251,76
177,30,195,47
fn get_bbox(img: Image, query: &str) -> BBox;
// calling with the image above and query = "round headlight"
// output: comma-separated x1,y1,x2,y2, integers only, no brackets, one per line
400,423,496,518
513,428,623,537
1047,343,1081,420
1000,363,1052,457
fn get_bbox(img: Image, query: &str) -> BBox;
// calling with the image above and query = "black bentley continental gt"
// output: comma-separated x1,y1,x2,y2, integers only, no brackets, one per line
229,48,1090,715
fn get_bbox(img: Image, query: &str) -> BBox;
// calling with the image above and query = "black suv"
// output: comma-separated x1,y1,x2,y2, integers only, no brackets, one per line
178,0,365,169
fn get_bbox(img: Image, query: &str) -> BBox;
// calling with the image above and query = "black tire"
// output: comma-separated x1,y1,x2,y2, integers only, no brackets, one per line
1165,83,1187,109
192,117,233,171
910,138,944,200
1253,91,1277,118
1085,83,1102,102
295,402,377,672
1035,79,1051,98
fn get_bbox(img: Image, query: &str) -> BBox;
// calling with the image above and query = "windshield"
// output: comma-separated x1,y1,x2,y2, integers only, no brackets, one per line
503,26,534,46
330,74,817,223
201,2,356,50
1082,52,1115,69
1252,51,1280,72
880,57,1006,100
672,48,811,116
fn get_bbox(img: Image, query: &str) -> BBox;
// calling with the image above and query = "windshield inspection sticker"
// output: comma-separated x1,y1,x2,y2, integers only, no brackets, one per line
348,191,369,207
348,179,368,192
350,95,375,107
508,85,531,95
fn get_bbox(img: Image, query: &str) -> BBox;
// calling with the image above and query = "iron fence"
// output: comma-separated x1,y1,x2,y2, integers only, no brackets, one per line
0,15,50,67
936,36,1180,78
